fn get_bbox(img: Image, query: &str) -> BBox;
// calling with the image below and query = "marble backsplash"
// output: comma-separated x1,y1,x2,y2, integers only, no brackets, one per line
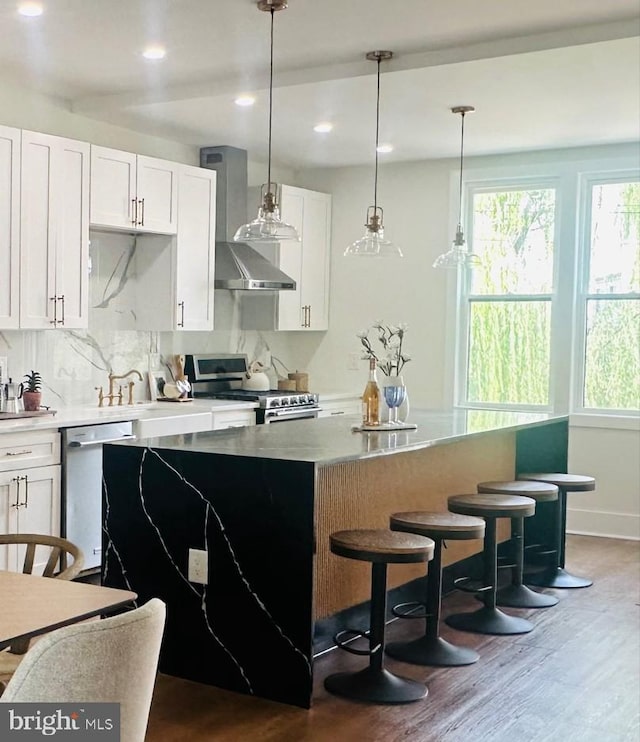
0,232,321,409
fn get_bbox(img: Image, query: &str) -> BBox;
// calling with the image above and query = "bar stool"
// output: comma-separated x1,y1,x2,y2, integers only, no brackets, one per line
324,529,434,704
445,494,536,635
477,481,559,609
518,473,596,589
386,511,485,666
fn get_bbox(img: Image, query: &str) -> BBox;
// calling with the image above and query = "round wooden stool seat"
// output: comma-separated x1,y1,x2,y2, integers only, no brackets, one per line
445,494,536,636
386,511,485,667
326,528,433,704
329,529,435,564
517,473,595,589
448,493,536,519
518,473,596,492
476,481,559,610
478,480,558,502
390,511,485,541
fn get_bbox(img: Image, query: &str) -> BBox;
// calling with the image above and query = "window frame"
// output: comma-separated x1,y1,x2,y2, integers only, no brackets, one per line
451,155,639,418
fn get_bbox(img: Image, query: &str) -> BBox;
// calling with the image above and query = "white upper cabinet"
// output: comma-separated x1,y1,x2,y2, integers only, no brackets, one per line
242,185,332,332
279,185,331,331
0,125,20,329
19,131,90,330
175,164,216,330
90,145,178,234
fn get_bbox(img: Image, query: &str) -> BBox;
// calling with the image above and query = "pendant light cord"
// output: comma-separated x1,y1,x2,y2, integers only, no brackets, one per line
457,110,466,229
267,7,275,196
373,56,381,214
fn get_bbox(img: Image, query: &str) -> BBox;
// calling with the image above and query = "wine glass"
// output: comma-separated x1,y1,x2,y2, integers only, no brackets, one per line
383,381,406,427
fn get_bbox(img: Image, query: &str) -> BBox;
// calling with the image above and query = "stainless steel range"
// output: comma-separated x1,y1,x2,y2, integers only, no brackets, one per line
183,354,320,424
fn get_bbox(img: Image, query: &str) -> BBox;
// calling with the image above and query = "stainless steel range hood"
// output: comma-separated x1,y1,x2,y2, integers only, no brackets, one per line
200,145,295,291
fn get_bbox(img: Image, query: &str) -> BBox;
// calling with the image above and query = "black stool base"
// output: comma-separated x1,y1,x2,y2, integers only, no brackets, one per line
324,666,427,705
445,606,534,635
495,583,559,608
526,567,593,589
386,635,479,667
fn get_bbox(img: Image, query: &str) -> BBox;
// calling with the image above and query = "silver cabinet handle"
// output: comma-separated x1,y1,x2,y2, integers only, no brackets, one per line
131,198,138,226
308,304,312,327
11,476,20,508
178,301,185,328
57,294,65,325
19,475,28,508
138,198,145,226
6,450,33,456
50,296,57,325
68,434,136,448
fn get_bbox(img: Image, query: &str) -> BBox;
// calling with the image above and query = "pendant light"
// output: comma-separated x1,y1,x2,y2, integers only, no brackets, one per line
432,106,480,269
234,0,300,243
344,50,402,258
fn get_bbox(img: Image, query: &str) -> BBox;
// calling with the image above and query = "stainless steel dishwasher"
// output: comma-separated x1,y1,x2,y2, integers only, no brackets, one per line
62,421,135,571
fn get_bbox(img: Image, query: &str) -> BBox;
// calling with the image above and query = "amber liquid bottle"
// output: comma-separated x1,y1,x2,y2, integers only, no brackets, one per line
362,358,381,426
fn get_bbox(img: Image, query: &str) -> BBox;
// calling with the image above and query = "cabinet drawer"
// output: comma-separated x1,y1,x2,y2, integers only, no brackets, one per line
0,430,61,471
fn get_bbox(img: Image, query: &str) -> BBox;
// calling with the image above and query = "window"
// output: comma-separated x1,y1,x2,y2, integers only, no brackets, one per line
456,161,639,416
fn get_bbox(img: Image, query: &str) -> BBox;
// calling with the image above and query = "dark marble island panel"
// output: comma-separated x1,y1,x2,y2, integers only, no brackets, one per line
102,409,568,708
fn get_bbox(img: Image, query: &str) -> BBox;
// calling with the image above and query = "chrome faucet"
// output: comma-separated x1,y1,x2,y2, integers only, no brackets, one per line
105,369,143,406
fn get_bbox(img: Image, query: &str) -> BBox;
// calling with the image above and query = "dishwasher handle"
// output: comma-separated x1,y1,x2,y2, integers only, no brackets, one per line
68,434,136,448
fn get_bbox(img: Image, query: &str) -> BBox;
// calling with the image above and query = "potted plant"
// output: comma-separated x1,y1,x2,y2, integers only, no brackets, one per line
22,370,42,411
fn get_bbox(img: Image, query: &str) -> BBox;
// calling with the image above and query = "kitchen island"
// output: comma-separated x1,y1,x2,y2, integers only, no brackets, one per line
102,409,567,708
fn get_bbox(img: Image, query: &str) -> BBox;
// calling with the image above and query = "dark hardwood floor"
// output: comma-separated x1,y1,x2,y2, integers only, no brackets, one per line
146,535,640,741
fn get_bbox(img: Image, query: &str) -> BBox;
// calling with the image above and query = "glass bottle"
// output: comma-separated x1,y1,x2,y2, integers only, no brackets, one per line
361,358,380,426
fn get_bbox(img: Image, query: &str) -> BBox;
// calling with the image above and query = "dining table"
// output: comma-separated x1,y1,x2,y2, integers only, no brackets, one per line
0,570,137,650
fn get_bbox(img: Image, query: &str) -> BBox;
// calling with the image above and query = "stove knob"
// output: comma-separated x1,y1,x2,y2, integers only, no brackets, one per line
290,396,298,405
271,398,280,408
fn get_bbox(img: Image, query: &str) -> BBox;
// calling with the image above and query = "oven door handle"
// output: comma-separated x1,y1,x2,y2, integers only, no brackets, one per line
265,407,321,419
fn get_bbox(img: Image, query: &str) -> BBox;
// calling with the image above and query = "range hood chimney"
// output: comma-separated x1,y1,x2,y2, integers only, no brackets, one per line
200,145,295,291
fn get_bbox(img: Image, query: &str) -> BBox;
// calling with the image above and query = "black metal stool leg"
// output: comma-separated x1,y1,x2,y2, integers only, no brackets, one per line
324,562,427,704
525,487,592,589
446,518,534,635
496,517,558,608
386,540,479,666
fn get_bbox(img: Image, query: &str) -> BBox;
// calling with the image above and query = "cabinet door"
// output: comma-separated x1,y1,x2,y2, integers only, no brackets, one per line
0,466,60,573
277,186,305,330
55,137,90,329
0,125,20,329
90,146,137,230
176,165,216,330
136,155,178,234
0,472,20,570
20,132,89,330
300,190,331,330
19,131,57,329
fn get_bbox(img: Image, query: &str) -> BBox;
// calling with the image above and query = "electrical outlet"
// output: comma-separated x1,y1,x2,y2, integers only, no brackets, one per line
188,548,208,585
348,352,361,371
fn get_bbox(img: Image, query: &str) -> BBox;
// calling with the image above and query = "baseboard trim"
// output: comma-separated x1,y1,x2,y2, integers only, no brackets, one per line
567,508,640,541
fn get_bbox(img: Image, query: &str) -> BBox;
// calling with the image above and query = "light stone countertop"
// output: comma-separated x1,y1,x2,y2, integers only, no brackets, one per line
0,399,258,433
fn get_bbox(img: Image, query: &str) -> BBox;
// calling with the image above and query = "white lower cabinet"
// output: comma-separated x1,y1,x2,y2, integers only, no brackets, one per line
317,395,361,418
0,430,62,573
0,464,61,573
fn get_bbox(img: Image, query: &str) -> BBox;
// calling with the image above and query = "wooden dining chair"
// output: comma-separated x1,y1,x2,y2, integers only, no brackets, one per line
0,598,166,742
0,534,85,655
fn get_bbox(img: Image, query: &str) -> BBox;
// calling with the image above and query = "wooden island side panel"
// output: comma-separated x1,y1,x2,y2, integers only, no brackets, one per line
314,430,515,619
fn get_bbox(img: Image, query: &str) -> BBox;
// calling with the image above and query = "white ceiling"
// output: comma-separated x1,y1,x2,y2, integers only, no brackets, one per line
1,0,639,168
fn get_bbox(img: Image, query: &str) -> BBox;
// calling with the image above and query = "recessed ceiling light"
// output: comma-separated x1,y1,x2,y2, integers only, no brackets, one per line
235,95,256,107
376,144,394,153
17,2,44,17
313,122,333,133
142,45,166,61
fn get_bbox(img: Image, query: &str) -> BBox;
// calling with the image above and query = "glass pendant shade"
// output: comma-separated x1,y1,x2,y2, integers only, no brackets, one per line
433,106,480,269
234,1,300,244
345,50,401,258
432,226,480,268
234,186,299,242
344,206,403,257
